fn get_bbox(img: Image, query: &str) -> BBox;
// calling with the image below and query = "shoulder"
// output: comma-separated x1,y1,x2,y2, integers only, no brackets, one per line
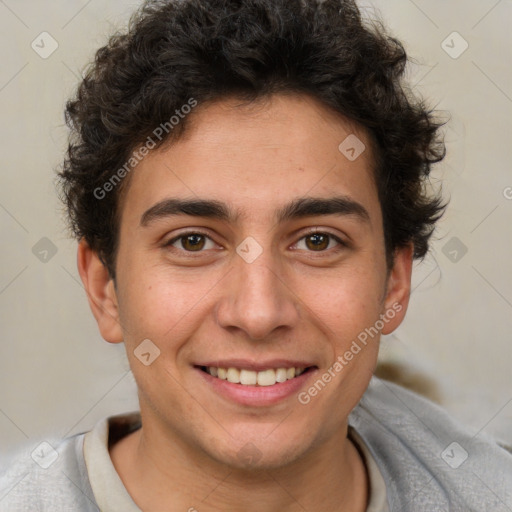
350,377,512,511
0,432,98,511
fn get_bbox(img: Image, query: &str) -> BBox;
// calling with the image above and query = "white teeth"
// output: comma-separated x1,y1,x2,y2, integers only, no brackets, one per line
226,368,240,384
257,369,276,386
240,369,257,385
205,366,307,386
275,368,288,383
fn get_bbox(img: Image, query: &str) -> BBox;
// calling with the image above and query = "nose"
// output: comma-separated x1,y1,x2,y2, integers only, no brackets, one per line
214,250,300,342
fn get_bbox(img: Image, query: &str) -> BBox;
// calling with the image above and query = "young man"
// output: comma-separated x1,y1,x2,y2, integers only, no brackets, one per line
1,0,511,510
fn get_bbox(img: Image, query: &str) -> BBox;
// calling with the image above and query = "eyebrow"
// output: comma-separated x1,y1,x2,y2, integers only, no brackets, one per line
140,196,370,227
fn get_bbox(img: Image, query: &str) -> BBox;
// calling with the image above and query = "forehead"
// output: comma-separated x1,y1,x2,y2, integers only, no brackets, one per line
119,94,381,227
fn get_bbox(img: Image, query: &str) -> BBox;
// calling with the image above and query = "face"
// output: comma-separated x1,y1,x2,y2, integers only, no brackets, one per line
80,93,411,470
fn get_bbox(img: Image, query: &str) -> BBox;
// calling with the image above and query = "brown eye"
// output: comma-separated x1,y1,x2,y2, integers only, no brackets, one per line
305,233,330,251
180,234,206,251
166,232,216,252
293,231,345,253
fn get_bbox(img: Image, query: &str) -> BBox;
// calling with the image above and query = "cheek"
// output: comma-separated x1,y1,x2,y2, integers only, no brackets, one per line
115,259,173,339
298,264,386,338
115,260,221,347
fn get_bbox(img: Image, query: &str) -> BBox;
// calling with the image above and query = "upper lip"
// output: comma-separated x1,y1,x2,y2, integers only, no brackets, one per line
195,359,316,371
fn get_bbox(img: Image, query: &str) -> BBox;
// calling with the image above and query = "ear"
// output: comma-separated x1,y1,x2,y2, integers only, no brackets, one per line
77,239,123,344
381,244,414,335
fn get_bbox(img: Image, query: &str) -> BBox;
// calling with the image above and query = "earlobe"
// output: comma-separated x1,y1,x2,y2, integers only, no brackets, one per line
77,239,124,344
381,244,414,335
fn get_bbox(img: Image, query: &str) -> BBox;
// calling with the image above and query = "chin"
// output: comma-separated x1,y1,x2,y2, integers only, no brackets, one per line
208,427,313,471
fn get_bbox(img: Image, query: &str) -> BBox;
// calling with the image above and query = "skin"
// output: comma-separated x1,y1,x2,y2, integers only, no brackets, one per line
78,93,413,511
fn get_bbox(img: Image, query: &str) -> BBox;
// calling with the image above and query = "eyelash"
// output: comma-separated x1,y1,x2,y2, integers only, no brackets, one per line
163,229,347,255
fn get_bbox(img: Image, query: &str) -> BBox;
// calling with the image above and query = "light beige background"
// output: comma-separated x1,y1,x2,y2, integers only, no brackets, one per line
1,0,511,460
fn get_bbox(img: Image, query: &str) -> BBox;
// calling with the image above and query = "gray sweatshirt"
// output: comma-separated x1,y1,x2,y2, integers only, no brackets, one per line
1,377,511,511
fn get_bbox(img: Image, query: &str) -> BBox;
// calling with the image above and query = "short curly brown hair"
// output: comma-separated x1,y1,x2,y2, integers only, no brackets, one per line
58,0,446,278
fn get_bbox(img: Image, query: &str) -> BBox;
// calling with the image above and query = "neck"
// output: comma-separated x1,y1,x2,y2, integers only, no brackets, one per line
109,415,368,512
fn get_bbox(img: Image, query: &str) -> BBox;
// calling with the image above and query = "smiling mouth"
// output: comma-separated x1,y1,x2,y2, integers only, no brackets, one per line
198,366,315,386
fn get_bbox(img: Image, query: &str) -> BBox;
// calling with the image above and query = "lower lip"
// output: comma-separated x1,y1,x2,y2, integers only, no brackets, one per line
195,367,316,407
